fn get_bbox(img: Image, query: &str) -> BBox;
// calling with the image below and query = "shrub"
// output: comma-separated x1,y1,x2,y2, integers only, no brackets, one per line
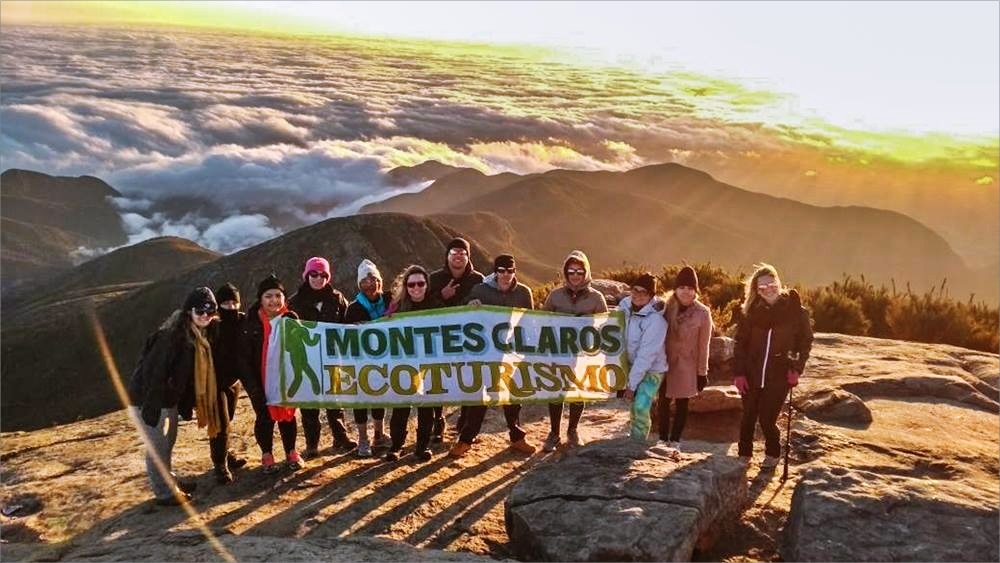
805,287,872,335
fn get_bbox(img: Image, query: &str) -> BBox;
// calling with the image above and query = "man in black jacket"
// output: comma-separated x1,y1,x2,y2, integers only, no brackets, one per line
208,283,249,483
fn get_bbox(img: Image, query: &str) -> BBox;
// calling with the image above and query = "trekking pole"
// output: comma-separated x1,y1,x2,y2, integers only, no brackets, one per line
782,386,793,482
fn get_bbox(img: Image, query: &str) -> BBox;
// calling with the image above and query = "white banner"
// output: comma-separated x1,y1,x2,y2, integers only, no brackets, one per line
264,305,628,408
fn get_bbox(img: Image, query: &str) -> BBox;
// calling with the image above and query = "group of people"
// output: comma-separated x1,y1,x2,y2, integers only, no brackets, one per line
128,236,813,506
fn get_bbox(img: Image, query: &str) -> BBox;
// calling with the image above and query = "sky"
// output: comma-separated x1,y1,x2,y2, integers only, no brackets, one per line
1,1,997,260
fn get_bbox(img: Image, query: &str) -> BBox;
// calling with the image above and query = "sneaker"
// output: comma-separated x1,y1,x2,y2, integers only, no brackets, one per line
648,440,675,457
357,441,372,458
333,435,358,450
566,429,582,448
226,452,247,471
155,491,192,506
302,447,320,461
214,464,233,484
542,432,561,452
384,451,399,462
509,438,537,455
373,433,392,449
414,450,432,462
761,455,780,469
262,453,280,474
449,441,472,458
286,451,304,471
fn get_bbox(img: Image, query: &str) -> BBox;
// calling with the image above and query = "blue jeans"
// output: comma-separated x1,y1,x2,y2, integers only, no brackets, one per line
630,372,664,441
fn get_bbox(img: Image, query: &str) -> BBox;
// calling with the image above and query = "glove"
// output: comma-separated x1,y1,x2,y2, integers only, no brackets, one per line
697,375,708,392
733,376,749,395
787,369,800,387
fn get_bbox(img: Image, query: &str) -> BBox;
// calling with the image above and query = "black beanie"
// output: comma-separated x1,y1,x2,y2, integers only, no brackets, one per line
215,282,240,304
446,237,470,254
256,273,285,300
493,254,516,270
183,286,217,312
635,272,657,295
674,266,699,292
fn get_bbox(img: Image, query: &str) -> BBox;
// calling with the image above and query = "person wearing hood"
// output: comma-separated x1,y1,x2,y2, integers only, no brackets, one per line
448,255,537,458
128,287,219,505
733,263,813,469
345,259,392,457
288,257,357,459
656,266,713,455
207,283,249,484
541,250,608,451
383,264,442,462
428,237,485,442
240,273,303,474
619,273,669,443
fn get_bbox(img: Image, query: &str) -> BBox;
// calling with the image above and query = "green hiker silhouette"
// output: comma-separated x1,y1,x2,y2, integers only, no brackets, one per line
282,319,322,397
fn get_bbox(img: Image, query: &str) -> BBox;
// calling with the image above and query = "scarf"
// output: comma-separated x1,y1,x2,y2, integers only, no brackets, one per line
191,326,223,438
258,306,297,423
356,291,386,320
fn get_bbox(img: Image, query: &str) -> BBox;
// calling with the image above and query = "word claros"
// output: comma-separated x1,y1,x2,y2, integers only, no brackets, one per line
325,322,623,358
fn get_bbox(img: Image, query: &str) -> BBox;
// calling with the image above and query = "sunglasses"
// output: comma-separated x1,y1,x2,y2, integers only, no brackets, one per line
406,281,427,288
307,271,329,279
192,307,216,317
566,268,586,276
448,249,469,257
495,267,515,274
757,281,779,291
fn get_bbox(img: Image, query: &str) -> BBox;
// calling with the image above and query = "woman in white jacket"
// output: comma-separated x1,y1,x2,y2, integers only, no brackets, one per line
619,273,668,441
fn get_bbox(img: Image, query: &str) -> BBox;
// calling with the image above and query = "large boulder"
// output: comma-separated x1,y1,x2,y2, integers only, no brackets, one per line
689,385,742,412
782,467,999,562
708,336,735,385
796,388,872,425
505,439,747,561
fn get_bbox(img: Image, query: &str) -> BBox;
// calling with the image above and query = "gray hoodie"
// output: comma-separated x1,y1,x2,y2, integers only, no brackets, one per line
466,273,534,309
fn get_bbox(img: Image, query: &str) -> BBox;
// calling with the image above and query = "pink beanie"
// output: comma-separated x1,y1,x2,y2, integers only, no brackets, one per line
302,256,331,280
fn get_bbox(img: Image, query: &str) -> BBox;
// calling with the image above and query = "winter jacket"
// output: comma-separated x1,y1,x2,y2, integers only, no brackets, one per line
663,299,712,398
345,293,392,323
619,295,669,391
544,250,608,315
238,303,299,405
466,273,534,309
428,262,485,308
388,293,444,315
288,282,349,323
212,309,245,390
733,289,813,390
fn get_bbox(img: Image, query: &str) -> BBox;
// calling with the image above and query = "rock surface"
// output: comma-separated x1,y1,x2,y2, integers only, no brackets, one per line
689,385,743,412
782,466,999,562
505,439,746,561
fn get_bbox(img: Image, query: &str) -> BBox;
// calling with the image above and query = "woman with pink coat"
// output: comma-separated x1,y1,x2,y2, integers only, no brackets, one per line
657,266,713,454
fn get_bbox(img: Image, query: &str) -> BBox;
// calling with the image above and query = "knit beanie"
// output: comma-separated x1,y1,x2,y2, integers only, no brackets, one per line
183,286,217,313
446,237,470,254
493,254,516,270
635,272,657,295
256,273,285,300
357,258,382,287
215,282,240,304
302,256,331,281
674,266,699,292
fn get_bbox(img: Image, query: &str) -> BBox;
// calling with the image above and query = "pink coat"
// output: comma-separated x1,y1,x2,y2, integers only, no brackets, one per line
663,300,712,399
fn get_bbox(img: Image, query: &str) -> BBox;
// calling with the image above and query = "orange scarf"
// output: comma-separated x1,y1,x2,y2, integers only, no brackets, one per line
258,306,297,423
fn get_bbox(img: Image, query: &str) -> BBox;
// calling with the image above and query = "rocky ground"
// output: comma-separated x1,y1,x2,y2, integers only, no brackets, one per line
1,333,997,561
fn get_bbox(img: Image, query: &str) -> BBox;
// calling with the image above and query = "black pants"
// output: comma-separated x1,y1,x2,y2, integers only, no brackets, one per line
458,404,525,445
208,385,239,465
301,408,349,449
434,406,447,437
657,398,689,442
548,402,584,435
738,380,789,457
353,408,385,424
249,387,297,456
388,406,435,452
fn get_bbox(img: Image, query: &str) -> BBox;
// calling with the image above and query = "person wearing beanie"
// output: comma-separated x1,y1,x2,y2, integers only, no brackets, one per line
541,250,608,451
619,273,668,445
288,257,356,459
427,237,484,443
240,273,304,473
127,287,220,506
652,266,712,458
206,282,248,484
344,258,392,457
733,263,813,470
449,254,536,458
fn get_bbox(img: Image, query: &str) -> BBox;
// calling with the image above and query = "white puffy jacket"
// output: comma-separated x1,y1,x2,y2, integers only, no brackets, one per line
619,295,669,391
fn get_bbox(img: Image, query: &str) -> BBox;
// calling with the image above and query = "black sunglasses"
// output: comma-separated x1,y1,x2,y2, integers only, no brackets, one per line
192,306,217,317
407,281,427,288
495,267,516,274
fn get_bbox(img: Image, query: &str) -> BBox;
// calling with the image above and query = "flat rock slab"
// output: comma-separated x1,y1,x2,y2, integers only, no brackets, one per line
782,466,1000,562
505,439,746,561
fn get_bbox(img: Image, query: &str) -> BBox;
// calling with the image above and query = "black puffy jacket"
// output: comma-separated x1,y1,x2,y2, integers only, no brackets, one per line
287,282,349,323
238,303,299,405
128,313,209,426
734,289,814,390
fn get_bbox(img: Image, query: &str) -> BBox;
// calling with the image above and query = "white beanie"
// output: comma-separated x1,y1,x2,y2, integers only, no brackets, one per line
357,259,382,287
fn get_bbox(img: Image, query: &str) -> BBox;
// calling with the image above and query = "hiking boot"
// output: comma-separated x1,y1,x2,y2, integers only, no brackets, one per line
384,451,399,462
542,432,561,452
414,449,432,462
566,429,582,448
333,434,358,450
357,440,372,458
176,479,198,494
155,491,192,506
302,447,320,461
373,432,391,450
226,452,247,471
214,464,233,484
431,417,445,443
449,441,472,458
761,455,780,469
509,438,537,455
262,453,279,474
286,451,304,471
